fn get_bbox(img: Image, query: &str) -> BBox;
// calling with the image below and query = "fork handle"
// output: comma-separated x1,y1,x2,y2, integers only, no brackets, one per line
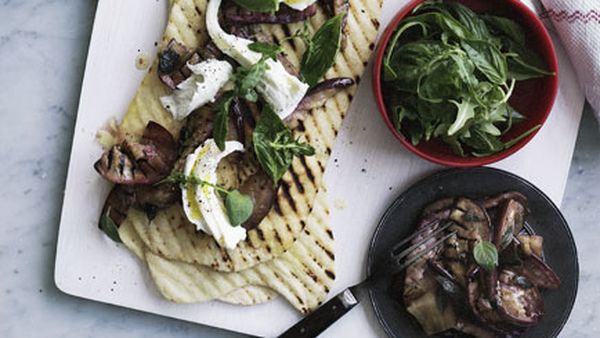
278,288,360,338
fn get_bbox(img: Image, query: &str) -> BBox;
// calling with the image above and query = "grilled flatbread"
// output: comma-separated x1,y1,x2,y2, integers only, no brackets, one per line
119,214,278,305
116,0,382,272
218,285,278,305
144,189,334,313
120,188,333,312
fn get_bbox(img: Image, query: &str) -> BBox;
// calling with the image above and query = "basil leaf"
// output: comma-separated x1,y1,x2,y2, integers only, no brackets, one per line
417,1,490,39
482,15,526,46
507,55,554,81
301,13,345,87
253,106,315,183
214,92,235,151
473,240,498,272
503,124,541,149
234,61,269,103
100,207,122,243
461,39,507,85
381,1,551,157
249,42,283,60
384,21,429,81
225,190,254,226
485,19,553,81
464,128,504,155
231,0,279,13
446,2,490,39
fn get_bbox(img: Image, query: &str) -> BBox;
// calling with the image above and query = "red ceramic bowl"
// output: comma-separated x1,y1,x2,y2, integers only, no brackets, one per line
373,0,559,167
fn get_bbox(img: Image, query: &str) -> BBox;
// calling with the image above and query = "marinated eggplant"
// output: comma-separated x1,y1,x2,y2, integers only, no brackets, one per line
402,192,560,337
223,3,317,25
158,39,203,90
94,122,177,185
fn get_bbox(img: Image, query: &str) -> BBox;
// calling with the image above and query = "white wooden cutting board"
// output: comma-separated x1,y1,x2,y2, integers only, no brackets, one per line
55,0,585,337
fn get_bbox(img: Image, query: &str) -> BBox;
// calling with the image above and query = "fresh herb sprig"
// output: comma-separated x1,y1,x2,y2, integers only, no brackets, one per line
473,240,499,272
99,207,122,243
300,14,345,87
382,1,554,156
231,0,279,13
253,106,315,183
214,41,284,150
164,172,254,226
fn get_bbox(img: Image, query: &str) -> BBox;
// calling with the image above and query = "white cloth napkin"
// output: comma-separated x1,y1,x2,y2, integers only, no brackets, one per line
540,0,600,117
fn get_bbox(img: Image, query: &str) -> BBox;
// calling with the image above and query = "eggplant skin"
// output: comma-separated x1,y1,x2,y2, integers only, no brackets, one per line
223,4,317,25
174,107,215,172
94,122,177,185
495,270,544,327
480,191,528,210
239,170,276,231
449,198,491,241
514,255,561,289
494,199,526,249
294,78,355,113
157,39,200,90
99,185,136,227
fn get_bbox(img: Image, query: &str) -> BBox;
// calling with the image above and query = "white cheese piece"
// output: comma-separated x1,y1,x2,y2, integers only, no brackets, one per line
206,0,309,120
160,59,233,120
181,139,246,250
282,0,318,11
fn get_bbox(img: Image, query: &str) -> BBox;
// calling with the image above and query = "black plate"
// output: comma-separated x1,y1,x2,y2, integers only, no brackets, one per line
367,167,578,338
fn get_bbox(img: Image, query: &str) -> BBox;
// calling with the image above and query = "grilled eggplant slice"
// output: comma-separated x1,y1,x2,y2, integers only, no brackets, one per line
495,270,544,327
480,191,528,210
515,255,561,289
224,3,317,25
449,198,491,241
158,39,203,90
239,169,276,230
95,122,177,185
99,185,136,227
495,199,526,250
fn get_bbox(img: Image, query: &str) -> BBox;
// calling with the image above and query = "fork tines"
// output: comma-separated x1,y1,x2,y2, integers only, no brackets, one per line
390,221,457,274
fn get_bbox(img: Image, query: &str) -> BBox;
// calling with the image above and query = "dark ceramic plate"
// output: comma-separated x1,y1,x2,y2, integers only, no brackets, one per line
367,167,578,338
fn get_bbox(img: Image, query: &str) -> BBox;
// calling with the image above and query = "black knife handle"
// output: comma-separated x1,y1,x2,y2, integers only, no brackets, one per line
278,288,360,338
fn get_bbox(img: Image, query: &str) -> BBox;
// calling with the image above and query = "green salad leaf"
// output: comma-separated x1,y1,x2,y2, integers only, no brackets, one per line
253,106,315,183
381,0,553,156
231,0,279,13
461,39,507,85
300,13,345,87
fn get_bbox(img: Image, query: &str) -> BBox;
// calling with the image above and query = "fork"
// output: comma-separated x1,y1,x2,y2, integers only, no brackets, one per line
279,220,457,338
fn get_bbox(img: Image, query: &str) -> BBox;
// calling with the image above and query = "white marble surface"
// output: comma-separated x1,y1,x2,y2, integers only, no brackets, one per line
0,1,598,337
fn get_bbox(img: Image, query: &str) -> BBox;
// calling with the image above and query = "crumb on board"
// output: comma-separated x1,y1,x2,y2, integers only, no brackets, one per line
334,199,346,210
135,52,150,70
